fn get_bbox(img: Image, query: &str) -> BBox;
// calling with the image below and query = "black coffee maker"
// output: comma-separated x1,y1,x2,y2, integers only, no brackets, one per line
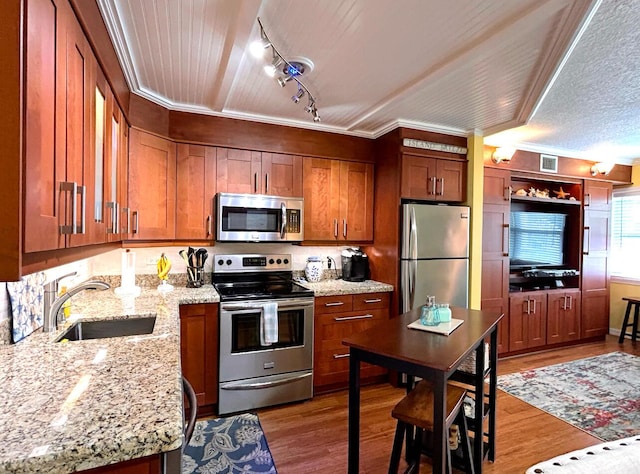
341,248,370,282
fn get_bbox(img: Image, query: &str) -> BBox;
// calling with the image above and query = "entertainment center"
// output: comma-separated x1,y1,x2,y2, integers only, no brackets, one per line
481,154,625,356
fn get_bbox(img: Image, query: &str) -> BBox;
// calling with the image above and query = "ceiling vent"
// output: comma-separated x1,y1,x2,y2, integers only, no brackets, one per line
540,154,558,173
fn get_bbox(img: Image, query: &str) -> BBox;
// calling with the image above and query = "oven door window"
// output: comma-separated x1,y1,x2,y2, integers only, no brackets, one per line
221,206,281,233
231,308,304,353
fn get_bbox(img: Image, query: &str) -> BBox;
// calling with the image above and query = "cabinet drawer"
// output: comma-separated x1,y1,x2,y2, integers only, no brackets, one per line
315,295,353,313
353,292,389,310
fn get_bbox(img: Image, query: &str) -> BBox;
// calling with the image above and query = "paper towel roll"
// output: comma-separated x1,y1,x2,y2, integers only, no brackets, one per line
121,250,136,289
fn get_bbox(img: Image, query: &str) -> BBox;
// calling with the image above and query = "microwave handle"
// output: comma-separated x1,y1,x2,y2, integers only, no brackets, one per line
281,202,287,239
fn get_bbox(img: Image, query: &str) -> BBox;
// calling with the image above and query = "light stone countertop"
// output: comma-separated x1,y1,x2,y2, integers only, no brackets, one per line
0,284,219,474
297,278,394,296
0,277,391,473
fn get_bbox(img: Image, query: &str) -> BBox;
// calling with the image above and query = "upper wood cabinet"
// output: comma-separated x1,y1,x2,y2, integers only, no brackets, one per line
24,0,98,252
176,144,217,240
216,148,302,197
401,154,466,202
128,129,176,240
303,158,374,242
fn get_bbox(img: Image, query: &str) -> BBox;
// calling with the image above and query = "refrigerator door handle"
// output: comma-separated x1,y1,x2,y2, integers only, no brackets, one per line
401,262,416,313
409,260,416,311
409,206,417,260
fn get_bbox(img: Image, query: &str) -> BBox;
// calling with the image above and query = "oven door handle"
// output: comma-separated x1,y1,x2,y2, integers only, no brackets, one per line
219,372,312,390
221,302,313,311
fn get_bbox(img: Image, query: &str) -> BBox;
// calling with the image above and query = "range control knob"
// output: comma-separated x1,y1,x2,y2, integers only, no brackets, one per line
269,259,275,264
217,259,224,266
283,258,289,264
226,259,232,266
276,259,282,264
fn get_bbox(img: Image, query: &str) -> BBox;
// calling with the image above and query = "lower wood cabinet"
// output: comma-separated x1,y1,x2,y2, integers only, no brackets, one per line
179,304,218,414
84,454,162,473
508,289,581,352
313,292,389,393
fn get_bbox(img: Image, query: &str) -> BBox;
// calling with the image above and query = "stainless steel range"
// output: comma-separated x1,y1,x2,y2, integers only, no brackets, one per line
214,254,314,415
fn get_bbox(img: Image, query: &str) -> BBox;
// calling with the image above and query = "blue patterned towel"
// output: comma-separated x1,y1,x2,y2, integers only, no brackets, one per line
260,302,278,346
6,272,46,343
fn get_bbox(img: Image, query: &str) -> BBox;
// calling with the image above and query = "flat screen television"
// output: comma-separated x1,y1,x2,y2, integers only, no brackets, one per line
509,210,567,270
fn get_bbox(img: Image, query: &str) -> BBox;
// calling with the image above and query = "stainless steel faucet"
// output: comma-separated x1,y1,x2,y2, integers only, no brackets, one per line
43,279,111,332
43,272,77,332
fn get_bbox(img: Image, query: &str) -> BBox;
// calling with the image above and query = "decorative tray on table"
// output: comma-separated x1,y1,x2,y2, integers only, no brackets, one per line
407,318,464,336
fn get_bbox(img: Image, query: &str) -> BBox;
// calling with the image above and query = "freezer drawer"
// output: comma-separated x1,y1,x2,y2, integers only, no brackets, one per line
400,259,469,312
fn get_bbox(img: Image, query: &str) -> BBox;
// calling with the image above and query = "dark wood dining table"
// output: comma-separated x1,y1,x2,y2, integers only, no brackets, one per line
342,306,502,474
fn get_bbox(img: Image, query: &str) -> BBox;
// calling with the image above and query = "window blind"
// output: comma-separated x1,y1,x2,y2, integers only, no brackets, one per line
611,191,640,279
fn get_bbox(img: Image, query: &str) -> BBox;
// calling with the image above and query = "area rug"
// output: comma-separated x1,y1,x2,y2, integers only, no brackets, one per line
498,352,640,441
182,413,277,473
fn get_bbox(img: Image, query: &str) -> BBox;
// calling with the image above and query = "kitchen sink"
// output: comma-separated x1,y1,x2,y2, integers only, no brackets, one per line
55,316,156,342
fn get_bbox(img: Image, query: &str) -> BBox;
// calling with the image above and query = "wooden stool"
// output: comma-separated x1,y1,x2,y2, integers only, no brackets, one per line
619,297,640,343
388,380,475,474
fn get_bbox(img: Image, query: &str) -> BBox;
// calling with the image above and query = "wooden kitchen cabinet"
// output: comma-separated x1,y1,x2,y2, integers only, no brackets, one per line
128,129,177,240
24,0,97,251
303,158,374,242
176,144,217,240
581,180,612,338
547,289,581,344
216,148,302,196
313,292,389,393
180,304,218,414
481,168,511,354
401,154,466,202
508,292,547,352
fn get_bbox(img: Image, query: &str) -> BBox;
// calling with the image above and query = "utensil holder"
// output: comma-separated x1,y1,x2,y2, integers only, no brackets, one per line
187,266,205,288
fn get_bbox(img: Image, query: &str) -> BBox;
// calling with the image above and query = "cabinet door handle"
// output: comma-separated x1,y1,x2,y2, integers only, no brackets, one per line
526,299,531,315
363,298,382,304
343,219,347,238
503,186,511,202
115,201,119,235
561,295,566,311
59,181,76,235
334,218,338,238
430,176,437,196
333,353,350,359
265,173,269,194
531,299,536,314
502,224,510,257
122,207,130,234
254,173,258,193
334,314,373,322
583,226,590,255
584,193,591,207
132,210,139,234
438,177,445,196
324,301,344,307
567,295,572,310
75,185,86,234
206,215,212,236
106,202,116,233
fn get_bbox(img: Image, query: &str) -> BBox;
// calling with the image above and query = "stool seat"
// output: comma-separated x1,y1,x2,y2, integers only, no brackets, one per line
389,380,475,474
392,380,467,431
619,297,640,343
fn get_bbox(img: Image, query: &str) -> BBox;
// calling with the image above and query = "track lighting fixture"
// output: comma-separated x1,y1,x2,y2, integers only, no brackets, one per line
252,17,320,122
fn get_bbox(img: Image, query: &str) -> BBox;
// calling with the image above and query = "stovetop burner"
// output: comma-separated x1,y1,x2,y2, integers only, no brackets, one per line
212,253,314,301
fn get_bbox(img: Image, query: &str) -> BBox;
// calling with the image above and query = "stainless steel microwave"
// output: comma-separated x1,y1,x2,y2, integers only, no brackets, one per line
216,193,304,242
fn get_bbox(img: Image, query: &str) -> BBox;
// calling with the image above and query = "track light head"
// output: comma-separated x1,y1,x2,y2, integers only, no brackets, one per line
277,75,293,87
292,87,305,103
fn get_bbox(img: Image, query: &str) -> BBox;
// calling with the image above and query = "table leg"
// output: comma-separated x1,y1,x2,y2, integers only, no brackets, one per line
474,341,485,473
488,327,498,462
348,349,361,474
433,375,446,474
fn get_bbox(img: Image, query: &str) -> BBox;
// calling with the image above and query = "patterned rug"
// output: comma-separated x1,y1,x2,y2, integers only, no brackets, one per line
498,352,640,441
182,413,277,473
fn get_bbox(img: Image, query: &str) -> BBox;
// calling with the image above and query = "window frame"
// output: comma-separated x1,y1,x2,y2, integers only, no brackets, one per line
610,187,640,284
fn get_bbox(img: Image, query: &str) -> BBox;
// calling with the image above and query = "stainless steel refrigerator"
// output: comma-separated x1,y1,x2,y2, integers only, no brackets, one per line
400,203,470,312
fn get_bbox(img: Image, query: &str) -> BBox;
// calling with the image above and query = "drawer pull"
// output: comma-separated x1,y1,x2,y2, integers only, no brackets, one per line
363,298,382,304
333,353,350,359
334,314,373,322
324,302,345,307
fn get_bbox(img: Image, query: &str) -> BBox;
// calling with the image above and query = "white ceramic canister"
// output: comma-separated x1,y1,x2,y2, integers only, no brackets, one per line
305,256,323,282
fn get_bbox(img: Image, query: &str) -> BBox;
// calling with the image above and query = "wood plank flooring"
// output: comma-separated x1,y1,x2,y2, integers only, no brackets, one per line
256,336,640,473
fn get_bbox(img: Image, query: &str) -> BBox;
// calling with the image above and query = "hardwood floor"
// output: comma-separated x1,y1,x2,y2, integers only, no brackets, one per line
256,336,640,473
